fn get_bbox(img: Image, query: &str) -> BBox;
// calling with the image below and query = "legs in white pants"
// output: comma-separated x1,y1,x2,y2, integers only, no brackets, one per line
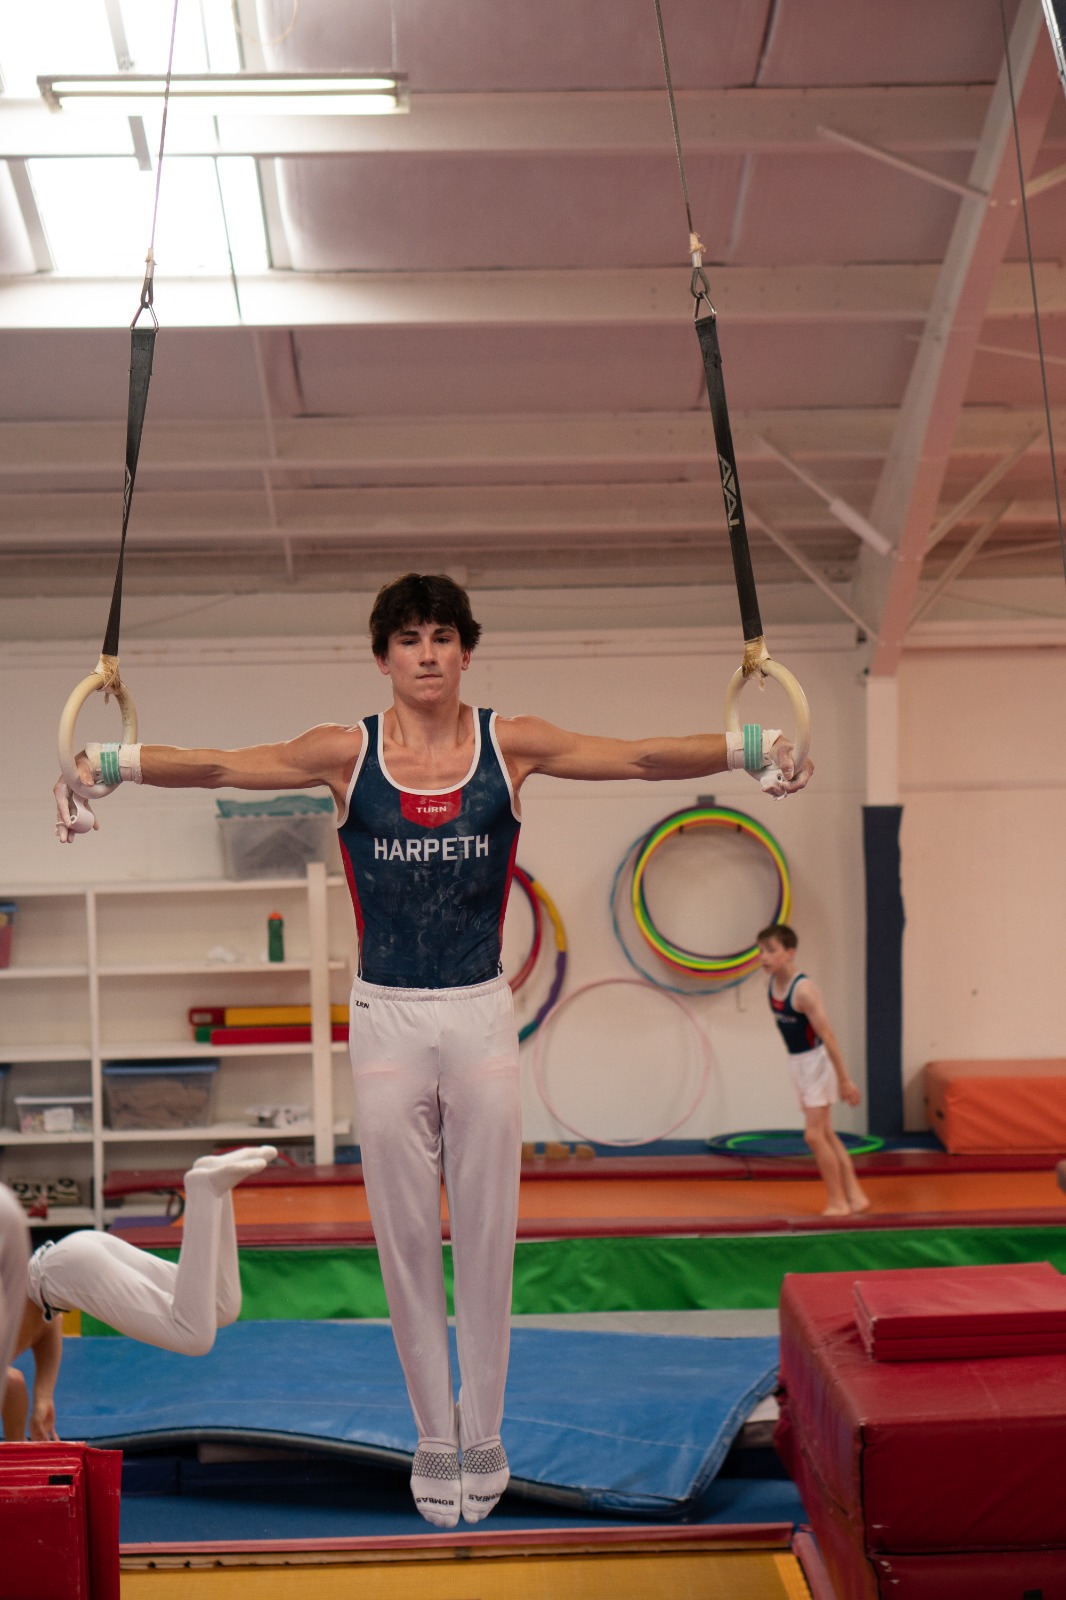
0,1182,30,1372
350,975,521,1452
26,1147,274,1355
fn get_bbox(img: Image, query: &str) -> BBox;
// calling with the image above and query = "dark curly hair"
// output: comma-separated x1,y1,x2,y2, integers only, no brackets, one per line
369,573,482,660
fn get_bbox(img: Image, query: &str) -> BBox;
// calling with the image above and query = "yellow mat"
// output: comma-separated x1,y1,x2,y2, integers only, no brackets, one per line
122,1547,810,1599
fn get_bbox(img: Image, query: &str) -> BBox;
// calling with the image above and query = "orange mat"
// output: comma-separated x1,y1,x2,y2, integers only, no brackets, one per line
227,1169,1066,1228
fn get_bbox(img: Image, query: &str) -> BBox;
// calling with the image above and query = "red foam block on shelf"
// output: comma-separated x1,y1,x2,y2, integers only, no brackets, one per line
853,1260,1066,1360
205,1023,348,1044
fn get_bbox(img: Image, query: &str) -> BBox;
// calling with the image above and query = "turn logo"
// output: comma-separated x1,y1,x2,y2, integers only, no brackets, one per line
400,789,462,828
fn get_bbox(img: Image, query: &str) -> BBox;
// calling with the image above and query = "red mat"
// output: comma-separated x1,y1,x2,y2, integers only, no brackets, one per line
776,1267,1066,1591
0,1443,121,1600
853,1260,1066,1360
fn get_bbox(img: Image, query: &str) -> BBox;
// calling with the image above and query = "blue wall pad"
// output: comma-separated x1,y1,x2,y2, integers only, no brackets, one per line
39,1324,778,1518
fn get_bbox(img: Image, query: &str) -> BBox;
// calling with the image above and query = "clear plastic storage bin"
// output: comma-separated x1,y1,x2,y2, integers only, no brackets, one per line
216,796,337,880
103,1061,219,1130
16,1094,93,1135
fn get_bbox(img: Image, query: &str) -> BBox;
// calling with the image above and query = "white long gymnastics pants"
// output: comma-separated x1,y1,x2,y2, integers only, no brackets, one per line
349,973,522,1452
26,1177,241,1356
0,1181,30,1371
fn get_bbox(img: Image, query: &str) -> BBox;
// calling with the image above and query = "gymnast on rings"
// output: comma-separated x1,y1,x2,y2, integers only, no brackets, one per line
2,1145,275,1441
54,571,813,1526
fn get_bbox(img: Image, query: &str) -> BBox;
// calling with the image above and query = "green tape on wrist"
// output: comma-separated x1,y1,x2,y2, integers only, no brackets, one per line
743,724,763,774
99,744,122,785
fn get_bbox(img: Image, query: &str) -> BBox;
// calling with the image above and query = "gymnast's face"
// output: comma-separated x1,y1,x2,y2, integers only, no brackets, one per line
758,938,793,977
377,618,471,705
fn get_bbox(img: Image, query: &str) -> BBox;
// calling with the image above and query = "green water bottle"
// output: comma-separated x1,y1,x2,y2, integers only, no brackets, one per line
268,911,285,963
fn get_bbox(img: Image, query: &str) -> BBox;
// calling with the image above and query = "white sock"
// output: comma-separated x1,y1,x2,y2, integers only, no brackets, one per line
188,1146,277,1196
410,1446,461,1529
461,1440,509,1524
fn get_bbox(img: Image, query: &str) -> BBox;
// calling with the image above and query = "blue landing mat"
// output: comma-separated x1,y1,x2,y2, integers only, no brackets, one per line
37,1324,778,1518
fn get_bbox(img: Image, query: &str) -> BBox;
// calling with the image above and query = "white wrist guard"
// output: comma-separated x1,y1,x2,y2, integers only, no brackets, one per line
84,742,143,785
725,725,783,775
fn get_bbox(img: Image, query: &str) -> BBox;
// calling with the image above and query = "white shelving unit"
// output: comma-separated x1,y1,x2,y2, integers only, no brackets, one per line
0,863,355,1227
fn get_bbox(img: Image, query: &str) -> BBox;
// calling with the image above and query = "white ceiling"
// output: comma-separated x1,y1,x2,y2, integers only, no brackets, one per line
1,0,1065,664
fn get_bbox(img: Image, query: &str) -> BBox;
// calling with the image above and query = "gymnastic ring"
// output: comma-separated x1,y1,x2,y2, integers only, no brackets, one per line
517,874,568,1044
724,652,811,771
531,977,711,1146
508,865,544,994
630,806,790,979
58,656,138,800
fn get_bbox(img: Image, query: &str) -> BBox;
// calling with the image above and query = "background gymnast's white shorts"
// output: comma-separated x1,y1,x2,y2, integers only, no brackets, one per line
788,1044,838,1109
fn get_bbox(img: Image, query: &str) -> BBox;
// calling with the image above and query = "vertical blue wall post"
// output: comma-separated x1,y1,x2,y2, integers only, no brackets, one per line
863,805,904,1136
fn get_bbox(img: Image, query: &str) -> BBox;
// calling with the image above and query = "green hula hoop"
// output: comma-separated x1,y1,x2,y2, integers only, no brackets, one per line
630,805,791,980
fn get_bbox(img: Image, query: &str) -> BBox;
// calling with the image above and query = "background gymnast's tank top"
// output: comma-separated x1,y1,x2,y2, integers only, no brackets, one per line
337,707,521,988
769,973,822,1054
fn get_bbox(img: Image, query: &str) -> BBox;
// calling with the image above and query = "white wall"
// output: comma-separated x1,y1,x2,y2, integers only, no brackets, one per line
899,646,1066,1127
2,623,867,1143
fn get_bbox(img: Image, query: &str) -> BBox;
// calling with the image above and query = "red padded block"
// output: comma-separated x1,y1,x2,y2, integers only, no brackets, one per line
777,1269,1066,1553
924,1057,1066,1152
780,1419,1066,1600
0,1443,121,1600
854,1260,1066,1360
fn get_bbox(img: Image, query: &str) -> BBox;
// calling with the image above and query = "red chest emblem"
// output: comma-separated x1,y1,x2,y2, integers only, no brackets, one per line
401,789,462,828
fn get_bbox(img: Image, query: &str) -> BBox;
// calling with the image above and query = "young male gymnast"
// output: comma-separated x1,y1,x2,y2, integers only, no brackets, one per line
2,1145,275,1441
54,572,813,1526
757,922,869,1216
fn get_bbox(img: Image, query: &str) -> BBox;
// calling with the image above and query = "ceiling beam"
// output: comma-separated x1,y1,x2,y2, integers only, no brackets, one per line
0,85,1006,161
0,480,863,548
2,260,1066,330
1,410,1063,478
863,0,1062,674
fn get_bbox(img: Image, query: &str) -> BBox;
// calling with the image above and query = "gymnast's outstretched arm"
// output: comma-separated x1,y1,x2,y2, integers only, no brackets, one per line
54,725,361,842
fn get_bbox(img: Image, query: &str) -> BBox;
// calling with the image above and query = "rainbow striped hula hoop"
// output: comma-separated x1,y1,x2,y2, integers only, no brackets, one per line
630,805,791,982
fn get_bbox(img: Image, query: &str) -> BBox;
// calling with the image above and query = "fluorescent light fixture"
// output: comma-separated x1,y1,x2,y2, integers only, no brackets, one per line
37,71,409,117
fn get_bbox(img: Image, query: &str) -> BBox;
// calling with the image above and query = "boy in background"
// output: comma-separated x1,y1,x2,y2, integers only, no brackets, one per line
757,923,870,1217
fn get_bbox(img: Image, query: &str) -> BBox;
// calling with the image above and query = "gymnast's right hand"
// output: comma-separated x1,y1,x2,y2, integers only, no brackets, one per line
54,755,97,844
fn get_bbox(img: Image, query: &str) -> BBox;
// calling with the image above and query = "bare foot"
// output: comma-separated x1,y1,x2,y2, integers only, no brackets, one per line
849,1195,872,1214
822,1203,851,1217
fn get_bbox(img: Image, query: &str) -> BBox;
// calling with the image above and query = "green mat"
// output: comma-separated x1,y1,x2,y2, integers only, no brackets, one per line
81,1226,1066,1336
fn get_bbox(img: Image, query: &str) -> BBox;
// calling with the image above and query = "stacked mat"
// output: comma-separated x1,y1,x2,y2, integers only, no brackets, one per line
189,1004,348,1046
776,1263,1066,1598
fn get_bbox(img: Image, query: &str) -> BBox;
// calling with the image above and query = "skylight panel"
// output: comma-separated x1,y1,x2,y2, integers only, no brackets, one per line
27,154,268,276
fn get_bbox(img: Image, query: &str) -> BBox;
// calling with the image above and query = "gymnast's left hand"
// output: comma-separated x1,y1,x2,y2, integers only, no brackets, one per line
30,1398,59,1441
761,736,814,799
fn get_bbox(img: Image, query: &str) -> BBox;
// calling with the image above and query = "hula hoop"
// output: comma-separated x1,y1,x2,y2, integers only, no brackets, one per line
707,1128,884,1159
610,831,749,996
58,656,139,800
508,865,543,994
531,977,711,1146
723,650,811,771
630,805,790,981
515,872,568,1044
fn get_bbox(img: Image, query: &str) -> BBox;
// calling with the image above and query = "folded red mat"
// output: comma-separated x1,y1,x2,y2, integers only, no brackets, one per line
853,1261,1066,1360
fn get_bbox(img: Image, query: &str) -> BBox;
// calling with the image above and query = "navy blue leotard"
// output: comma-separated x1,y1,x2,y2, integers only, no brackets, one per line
337,707,521,988
769,973,821,1055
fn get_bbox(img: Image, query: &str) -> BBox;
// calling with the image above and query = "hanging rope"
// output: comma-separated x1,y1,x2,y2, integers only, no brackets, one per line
58,0,181,804
652,0,811,765
998,0,1066,590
